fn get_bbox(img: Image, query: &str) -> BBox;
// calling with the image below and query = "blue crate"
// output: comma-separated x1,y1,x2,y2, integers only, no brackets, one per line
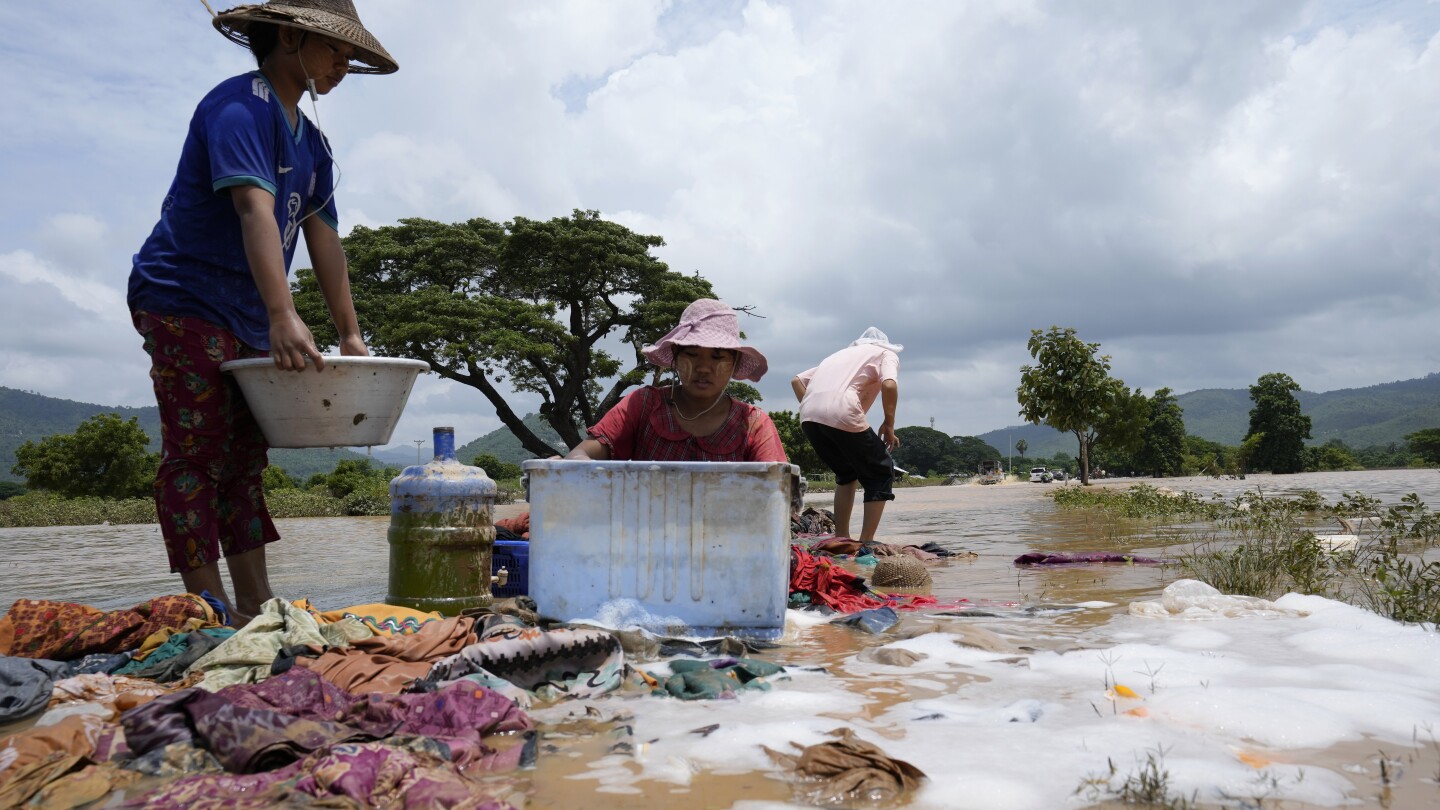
492,539,530,598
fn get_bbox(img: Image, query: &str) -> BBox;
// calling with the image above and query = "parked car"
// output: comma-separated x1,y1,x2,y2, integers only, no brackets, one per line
1051,470,1068,482
1029,467,1052,483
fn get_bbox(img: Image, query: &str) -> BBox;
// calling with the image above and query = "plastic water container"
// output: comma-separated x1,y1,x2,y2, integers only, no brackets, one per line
523,459,797,639
386,427,496,614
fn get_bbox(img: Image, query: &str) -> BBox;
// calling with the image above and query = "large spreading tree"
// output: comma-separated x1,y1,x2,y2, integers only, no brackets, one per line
294,211,717,458
1245,372,1312,474
892,426,964,476
1016,326,1146,484
951,435,1003,473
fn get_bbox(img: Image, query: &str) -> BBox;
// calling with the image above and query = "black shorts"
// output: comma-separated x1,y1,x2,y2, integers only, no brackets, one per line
801,421,895,502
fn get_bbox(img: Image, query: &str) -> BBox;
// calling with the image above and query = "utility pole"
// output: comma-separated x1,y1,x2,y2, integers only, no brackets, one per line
929,416,934,429
413,439,425,464
1008,432,1012,477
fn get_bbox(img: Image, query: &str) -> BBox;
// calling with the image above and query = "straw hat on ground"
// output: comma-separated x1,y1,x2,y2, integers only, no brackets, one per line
872,556,932,590
210,0,398,75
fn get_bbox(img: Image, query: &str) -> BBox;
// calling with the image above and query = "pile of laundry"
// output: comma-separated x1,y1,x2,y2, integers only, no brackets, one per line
0,593,787,808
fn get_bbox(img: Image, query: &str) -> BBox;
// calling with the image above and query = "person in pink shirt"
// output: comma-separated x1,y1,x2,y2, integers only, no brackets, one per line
566,299,788,463
791,328,901,541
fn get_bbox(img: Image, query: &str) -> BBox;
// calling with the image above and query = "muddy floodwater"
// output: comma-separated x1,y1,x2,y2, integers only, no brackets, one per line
4,468,1440,808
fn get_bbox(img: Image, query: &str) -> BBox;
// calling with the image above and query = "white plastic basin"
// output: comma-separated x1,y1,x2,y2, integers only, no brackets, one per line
220,356,430,448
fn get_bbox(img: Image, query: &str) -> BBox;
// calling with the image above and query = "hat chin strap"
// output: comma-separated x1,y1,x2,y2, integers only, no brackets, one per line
671,371,730,422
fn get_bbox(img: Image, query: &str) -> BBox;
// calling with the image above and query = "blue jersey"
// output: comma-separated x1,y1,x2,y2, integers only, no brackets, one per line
129,72,338,350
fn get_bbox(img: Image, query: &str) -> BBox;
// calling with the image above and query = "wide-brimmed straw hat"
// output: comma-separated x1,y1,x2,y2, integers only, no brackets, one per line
642,299,769,382
851,326,903,353
211,0,398,75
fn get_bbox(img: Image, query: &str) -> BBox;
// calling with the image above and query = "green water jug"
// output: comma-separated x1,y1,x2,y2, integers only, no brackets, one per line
386,426,497,614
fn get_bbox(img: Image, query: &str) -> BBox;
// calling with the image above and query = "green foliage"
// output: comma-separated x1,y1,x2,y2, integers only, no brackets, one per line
768,410,825,475
0,387,163,485
0,491,156,528
1013,439,1027,457
892,426,965,476
0,481,25,500
1245,372,1312,474
293,211,717,459
1016,326,1142,483
1076,749,1196,810
305,459,398,515
262,466,297,492
1305,439,1361,472
1182,435,1240,476
472,453,523,481
266,488,347,519
1135,388,1187,477
950,435,1003,472
1406,428,1440,464
12,413,159,499
1060,482,1440,625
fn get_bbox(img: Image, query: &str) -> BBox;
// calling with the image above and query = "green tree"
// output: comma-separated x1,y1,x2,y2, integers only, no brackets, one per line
472,453,523,481
11,413,158,498
1184,435,1238,476
1306,439,1360,472
768,410,824,475
262,466,296,492
1016,327,1142,484
1406,428,1440,464
892,426,962,476
950,435,1002,472
1245,372,1311,474
1014,439,1028,460
1135,388,1186,477
311,459,399,499
0,481,27,500
293,211,716,459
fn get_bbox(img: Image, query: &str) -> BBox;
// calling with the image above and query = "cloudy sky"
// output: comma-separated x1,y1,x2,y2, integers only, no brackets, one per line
2,0,1437,451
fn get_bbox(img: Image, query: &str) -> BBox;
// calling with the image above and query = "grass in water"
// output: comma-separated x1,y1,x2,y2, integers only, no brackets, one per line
1076,747,1197,808
1053,485,1440,627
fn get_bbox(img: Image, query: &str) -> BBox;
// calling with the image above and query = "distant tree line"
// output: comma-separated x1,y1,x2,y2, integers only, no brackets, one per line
1012,326,1440,481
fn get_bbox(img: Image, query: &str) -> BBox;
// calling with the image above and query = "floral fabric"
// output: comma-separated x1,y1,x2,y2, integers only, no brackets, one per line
0,595,215,661
134,311,277,574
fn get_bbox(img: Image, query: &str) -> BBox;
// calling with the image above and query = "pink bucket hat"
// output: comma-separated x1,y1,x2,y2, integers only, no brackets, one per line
642,299,769,382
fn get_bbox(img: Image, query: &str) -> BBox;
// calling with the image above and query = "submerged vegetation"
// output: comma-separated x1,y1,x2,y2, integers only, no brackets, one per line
1053,484,1440,627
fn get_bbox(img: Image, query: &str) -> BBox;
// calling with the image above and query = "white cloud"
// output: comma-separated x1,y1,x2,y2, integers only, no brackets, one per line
1,0,1437,444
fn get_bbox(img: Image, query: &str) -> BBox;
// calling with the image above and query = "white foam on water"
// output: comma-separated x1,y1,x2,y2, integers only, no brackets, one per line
534,579,1440,808
568,597,689,633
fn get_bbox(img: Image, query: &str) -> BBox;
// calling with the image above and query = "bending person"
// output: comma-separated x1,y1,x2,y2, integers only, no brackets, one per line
566,299,787,462
791,327,901,541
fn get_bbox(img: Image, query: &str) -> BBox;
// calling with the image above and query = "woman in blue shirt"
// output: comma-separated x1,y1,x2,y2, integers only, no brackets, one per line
128,1,396,626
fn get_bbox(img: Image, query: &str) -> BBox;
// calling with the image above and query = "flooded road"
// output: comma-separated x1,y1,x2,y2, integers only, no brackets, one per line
3,469,1439,808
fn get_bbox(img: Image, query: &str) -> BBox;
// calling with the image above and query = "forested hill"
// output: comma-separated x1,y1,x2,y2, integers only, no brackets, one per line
0,386,368,484
456,413,566,464
976,372,1440,458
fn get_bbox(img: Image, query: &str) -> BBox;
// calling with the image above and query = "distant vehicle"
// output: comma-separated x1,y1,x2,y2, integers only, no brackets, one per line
977,460,1003,485
1052,470,1068,482
1029,467,1053,483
